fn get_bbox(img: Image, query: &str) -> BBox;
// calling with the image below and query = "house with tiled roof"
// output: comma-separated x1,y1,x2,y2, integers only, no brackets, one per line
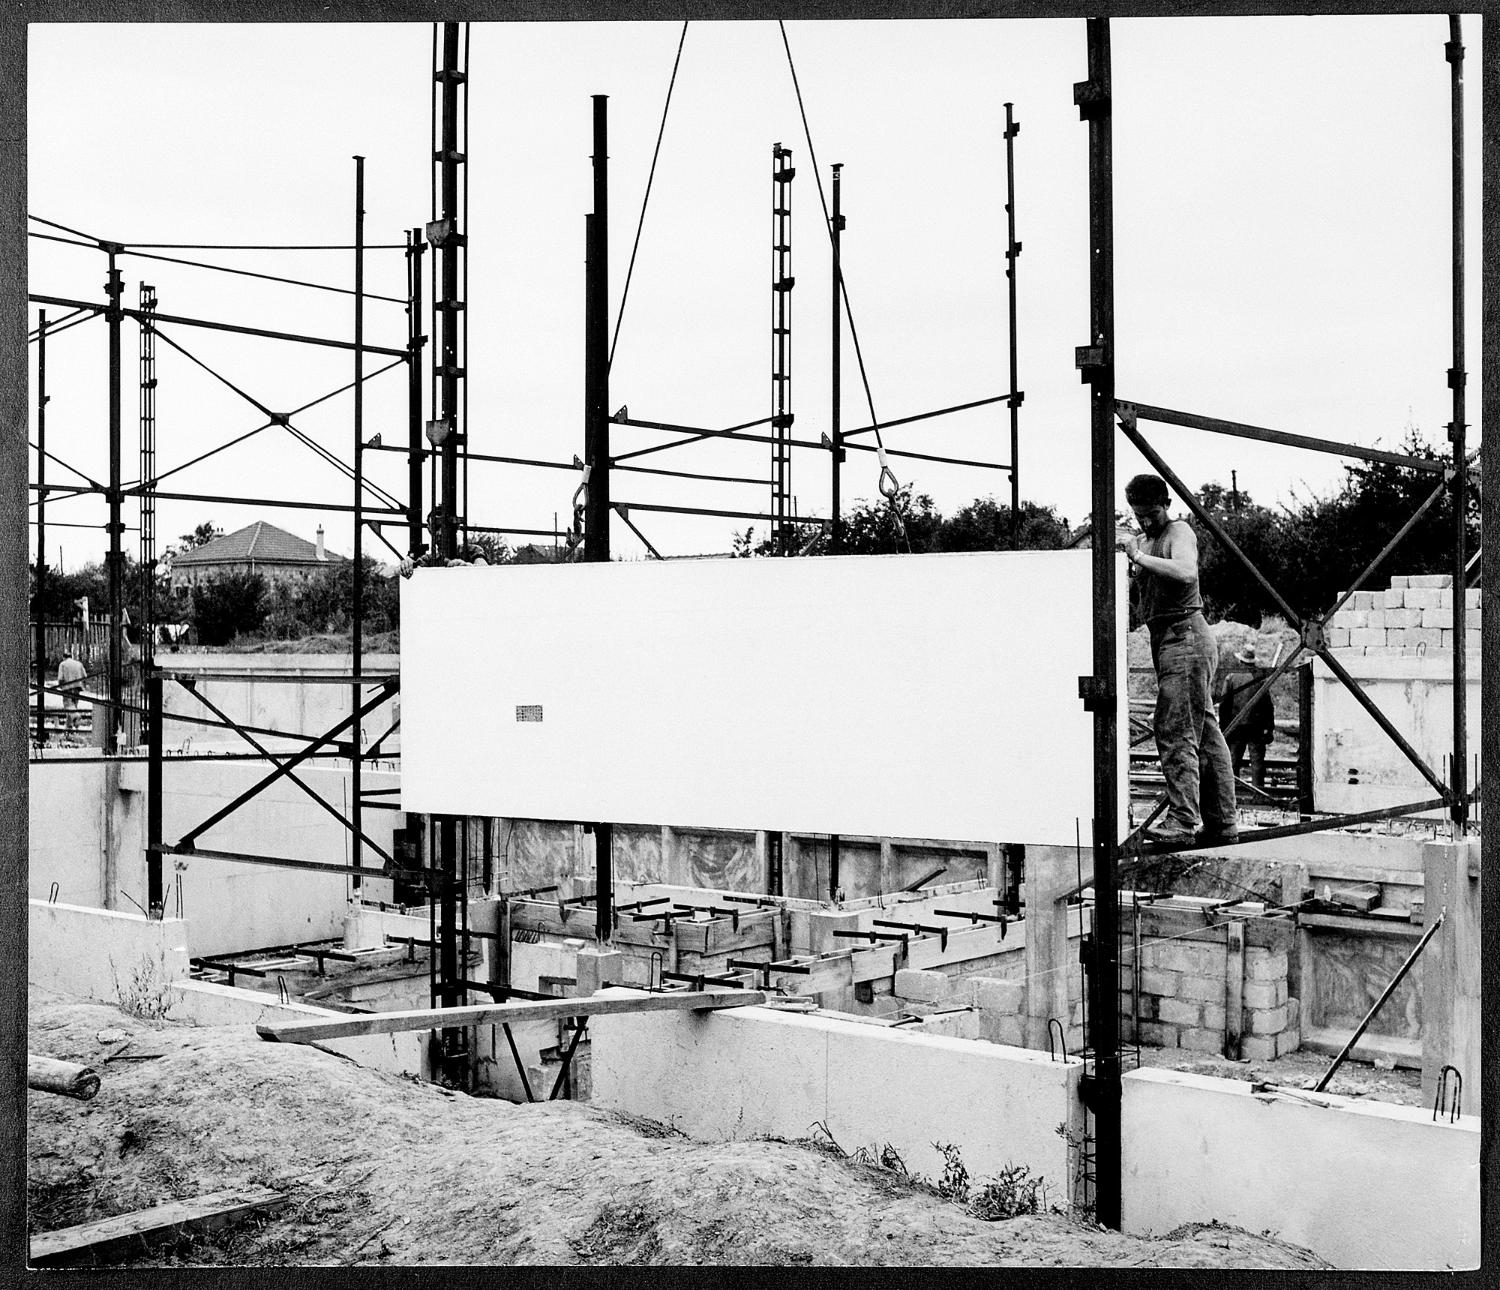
168,521,344,597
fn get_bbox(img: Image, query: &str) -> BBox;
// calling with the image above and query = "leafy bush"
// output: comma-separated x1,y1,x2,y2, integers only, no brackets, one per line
190,570,267,646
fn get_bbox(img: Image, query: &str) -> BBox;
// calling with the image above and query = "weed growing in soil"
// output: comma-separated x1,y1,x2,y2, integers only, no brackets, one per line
109,950,176,1022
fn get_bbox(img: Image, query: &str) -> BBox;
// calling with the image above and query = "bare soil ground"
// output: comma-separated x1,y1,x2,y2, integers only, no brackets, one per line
27,988,1332,1270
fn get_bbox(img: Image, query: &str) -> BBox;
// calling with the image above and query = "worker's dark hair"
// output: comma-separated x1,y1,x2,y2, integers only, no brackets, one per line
1124,473,1170,506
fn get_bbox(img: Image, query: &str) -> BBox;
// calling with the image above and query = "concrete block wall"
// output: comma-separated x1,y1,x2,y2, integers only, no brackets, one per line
1322,575,1480,654
591,991,1085,1195
1123,900,1299,1059
1122,1067,1480,1270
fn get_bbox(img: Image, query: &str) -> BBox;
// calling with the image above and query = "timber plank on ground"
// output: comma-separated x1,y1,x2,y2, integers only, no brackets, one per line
29,1187,288,1266
256,988,767,1043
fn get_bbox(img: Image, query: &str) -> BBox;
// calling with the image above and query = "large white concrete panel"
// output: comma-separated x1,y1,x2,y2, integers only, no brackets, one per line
401,551,1127,844
1121,1067,1480,1270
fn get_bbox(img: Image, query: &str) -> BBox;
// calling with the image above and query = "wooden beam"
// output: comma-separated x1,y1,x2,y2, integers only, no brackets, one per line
29,1188,288,1266
257,988,767,1044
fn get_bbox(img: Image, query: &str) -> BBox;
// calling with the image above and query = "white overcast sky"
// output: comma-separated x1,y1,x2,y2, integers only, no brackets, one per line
27,14,1484,570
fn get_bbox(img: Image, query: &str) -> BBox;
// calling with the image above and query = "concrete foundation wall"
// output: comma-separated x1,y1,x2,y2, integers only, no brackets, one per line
29,758,396,957
1122,1067,1480,1270
157,653,401,754
29,899,190,1003
168,980,430,1080
591,992,1084,1196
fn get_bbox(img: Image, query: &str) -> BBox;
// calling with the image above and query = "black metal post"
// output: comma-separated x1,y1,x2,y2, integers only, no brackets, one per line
1078,16,1121,1230
1445,17,1467,831
830,163,844,551
824,168,843,898
105,250,124,754
407,228,426,560
586,94,613,943
437,22,463,562
34,311,47,748
585,98,611,563
1004,103,1021,546
352,155,365,894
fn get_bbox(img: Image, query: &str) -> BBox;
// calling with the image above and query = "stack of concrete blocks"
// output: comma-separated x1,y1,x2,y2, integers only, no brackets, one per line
1124,898,1299,1059
893,947,1086,1053
1322,574,1480,655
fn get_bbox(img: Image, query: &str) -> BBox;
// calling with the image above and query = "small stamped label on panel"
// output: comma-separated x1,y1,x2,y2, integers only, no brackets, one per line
515,704,543,723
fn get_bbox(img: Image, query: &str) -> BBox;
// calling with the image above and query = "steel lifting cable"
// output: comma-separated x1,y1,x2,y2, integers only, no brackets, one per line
609,20,690,371
778,21,908,551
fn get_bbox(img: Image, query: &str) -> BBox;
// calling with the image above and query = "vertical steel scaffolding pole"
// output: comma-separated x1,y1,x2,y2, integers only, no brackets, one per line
1077,15,1122,1229
771,143,795,555
432,23,467,1079
352,156,366,894
407,228,426,560
1445,16,1468,831
1004,103,1022,545
33,311,47,749
586,94,614,943
105,248,124,754
140,285,162,916
829,163,844,552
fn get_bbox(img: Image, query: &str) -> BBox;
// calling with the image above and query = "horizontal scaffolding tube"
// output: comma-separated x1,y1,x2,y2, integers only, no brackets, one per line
614,500,824,524
842,392,1019,439
843,440,1012,472
160,843,431,879
148,490,406,516
29,294,409,357
1119,400,1455,477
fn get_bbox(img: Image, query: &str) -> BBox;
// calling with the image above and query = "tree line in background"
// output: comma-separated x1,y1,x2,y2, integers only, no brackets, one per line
737,427,1476,626
29,428,1475,647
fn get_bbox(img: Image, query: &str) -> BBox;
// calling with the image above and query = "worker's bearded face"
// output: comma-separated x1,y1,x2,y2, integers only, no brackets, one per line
1131,503,1169,539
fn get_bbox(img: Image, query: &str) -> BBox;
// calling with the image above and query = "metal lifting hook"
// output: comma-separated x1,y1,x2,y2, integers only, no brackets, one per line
571,462,592,514
875,444,901,502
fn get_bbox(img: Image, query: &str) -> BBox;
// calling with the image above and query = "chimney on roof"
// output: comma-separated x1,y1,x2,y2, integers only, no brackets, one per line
315,525,325,561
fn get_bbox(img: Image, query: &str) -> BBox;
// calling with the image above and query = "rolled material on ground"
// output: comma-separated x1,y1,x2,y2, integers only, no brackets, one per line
28,1054,101,1101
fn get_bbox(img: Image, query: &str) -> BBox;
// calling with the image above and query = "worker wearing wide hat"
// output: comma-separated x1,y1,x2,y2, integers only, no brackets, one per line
1118,473,1238,845
1217,643,1276,791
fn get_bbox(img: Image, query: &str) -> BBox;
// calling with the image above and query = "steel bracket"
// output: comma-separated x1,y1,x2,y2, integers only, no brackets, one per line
1075,344,1109,383
1073,79,1110,120
1300,619,1327,654
1077,675,1114,711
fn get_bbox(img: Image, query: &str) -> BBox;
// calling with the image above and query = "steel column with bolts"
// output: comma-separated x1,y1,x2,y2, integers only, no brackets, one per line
1078,16,1121,1230
105,250,124,754
830,163,844,551
586,94,614,943
1445,16,1468,831
1004,102,1022,545
352,156,366,893
33,312,48,749
407,228,426,559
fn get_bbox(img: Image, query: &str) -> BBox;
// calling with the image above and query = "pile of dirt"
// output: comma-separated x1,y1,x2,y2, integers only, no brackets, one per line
27,992,1331,1269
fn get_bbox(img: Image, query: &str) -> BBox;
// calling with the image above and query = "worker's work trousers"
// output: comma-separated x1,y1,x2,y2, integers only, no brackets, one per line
1150,613,1237,834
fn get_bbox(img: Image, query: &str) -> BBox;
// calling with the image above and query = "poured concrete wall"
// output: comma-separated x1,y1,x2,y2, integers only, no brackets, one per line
29,899,189,1003
591,992,1084,1198
1312,650,1481,815
157,653,401,754
28,757,396,956
1121,1067,1480,1270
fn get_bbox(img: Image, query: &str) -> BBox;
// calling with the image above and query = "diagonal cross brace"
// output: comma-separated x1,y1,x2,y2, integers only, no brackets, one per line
176,680,394,865
1118,410,1454,806
179,681,396,848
